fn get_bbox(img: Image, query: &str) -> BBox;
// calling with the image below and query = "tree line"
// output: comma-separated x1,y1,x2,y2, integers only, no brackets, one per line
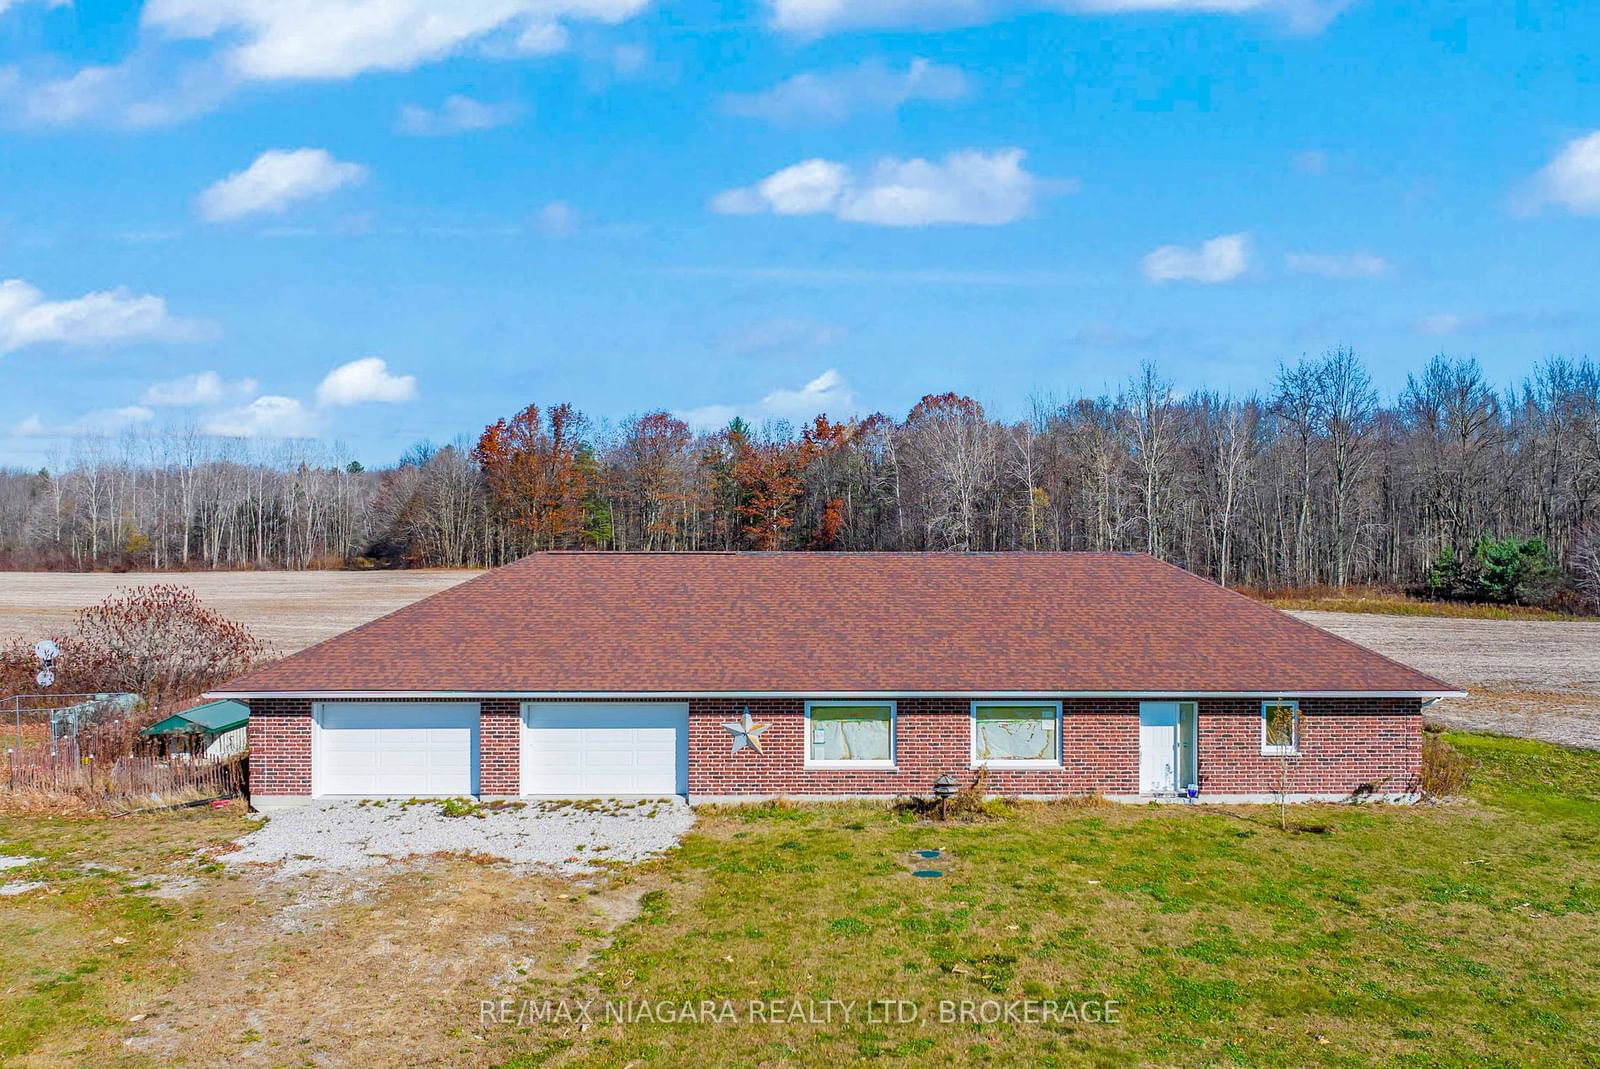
3,351,1598,605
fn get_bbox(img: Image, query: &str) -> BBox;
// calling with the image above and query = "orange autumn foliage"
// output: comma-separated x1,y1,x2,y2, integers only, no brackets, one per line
474,402,594,550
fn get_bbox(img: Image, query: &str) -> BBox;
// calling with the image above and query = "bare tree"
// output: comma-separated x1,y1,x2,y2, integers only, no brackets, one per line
1317,348,1379,587
0,354,1594,610
1273,357,1322,585
1402,354,1503,559
1123,361,1177,557
1576,522,1600,611
1197,392,1257,588
898,394,997,550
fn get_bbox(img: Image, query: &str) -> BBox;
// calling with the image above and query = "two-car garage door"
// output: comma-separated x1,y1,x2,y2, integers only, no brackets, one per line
310,701,686,798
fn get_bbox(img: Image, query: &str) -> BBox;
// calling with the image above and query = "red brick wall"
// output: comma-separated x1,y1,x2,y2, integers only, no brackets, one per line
480,699,521,795
247,694,1421,800
244,697,524,797
1196,698,1420,795
247,698,313,795
687,696,1421,798
687,697,1140,797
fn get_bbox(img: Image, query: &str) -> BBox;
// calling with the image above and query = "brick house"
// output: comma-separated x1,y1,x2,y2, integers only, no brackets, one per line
212,552,1462,809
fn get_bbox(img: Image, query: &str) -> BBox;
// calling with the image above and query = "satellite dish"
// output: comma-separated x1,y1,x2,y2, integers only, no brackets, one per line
36,668,55,688
33,639,59,662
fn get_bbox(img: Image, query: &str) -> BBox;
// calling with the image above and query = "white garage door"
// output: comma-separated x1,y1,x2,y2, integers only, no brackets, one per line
314,702,478,797
522,702,688,797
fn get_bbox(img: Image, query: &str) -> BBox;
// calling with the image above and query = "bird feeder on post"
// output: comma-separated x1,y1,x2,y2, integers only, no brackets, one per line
933,773,958,821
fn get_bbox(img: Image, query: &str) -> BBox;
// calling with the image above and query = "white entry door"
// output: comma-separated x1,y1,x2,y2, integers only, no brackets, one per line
314,702,478,797
521,702,689,797
1139,701,1180,794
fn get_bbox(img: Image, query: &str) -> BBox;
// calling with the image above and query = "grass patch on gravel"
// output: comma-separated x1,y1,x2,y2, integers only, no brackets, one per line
490,734,1600,1068
0,804,670,1067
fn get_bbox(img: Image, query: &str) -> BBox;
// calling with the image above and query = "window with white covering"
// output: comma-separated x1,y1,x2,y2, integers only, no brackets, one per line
805,701,895,767
971,702,1061,767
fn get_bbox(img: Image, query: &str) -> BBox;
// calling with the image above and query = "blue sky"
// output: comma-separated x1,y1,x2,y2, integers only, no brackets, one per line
2,0,1598,467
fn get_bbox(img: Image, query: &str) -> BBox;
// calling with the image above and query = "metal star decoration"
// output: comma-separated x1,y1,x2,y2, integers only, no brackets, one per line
723,708,769,755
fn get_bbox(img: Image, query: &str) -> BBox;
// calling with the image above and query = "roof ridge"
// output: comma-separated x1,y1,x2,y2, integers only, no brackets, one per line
1135,553,1459,693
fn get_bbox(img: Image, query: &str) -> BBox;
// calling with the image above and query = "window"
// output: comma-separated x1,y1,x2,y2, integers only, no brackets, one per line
806,702,895,767
972,702,1061,767
1261,700,1299,755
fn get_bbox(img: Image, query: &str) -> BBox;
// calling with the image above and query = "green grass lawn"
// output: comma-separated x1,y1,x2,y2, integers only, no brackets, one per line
3,735,1599,1067
493,733,1600,1068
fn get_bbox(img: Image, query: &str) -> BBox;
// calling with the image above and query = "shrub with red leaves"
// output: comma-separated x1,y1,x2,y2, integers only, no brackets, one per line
1,585,267,713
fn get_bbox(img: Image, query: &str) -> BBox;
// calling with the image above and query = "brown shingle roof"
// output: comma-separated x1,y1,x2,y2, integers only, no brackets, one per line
213,552,1459,696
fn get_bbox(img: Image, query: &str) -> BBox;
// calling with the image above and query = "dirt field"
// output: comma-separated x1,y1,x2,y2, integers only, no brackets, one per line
1288,610,1600,750
0,570,478,654
1,571,1595,749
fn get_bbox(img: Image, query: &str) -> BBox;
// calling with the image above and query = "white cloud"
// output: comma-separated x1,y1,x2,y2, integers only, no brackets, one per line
761,368,854,419
609,43,651,77
1416,313,1464,336
1141,232,1250,284
4,2,647,129
14,405,156,438
140,371,259,406
1284,251,1391,278
397,94,518,135
1291,148,1329,175
511,20,571,55
843,151,1045,225
198,148,367,222
74,405,156,433
712,149,1048,227
714,158,849,216
201,395,318,438
678,402,740,430
315,357,418,407
1517,130,1600,216
0,0,68,19
724,58,969,125
537,200,581,237
142,0,650,81
767,0,1346,35
1411,308,1573,338
720,318,847,356
6,54,233,129
0,278,205,354
679,369,856,430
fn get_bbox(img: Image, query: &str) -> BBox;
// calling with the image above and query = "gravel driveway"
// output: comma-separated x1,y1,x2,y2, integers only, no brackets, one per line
227,798,695,878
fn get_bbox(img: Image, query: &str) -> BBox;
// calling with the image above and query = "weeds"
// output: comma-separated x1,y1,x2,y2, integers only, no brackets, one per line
1420,734,1473,799
439,797,485,819
895,768,1012,822
1244,583,1585,620
431,797,530,818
